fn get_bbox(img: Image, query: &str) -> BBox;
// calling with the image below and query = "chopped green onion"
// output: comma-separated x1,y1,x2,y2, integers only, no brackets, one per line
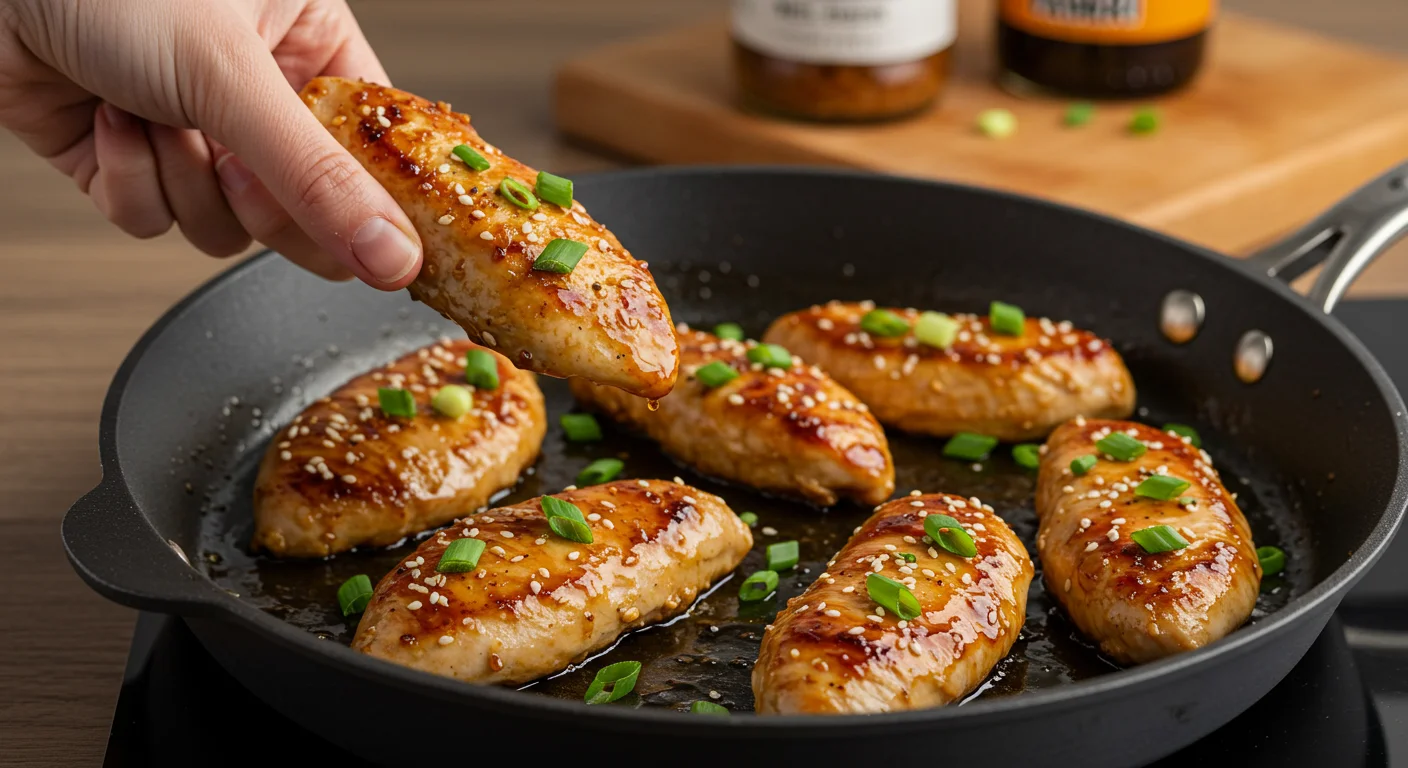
584,660,640,704
1257,545,1286,577
1012,443,1041,470
535,171,573,208
1163,423,1202,448
860,309,910,338
977,108,1017,138
576,458,624,486
498,177,538,210
337,574,373,616
695,360,739,388
452,144,491,171
1129,106,1160,135
377,387,417,418
990,301,1026,336
738,570,778,602
738,511,758,528
746,343,793,370
1178,496,1198,506
532,238,588,274
1135,474,1192,501
1064,102,1096,126
436,538,486,573
542,495,593,544
431,385,472,419
464,349,500,390
943,432,998,461
1070,454,1098,476
766,541,799,571
1096,432,1147,461
866,573,921,620
1130,525,1188,554
560,413,603,442
914,311,959,349
924,514,977,558
898,552,917,563
713,323,745,341
690,700,729,715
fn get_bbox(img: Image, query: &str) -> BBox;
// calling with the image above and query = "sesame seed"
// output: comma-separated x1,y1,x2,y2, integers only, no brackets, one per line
761,526,778,536
603,519,615,530
438,214,455,225
280,450,292,461
847,627,866,635
824,609,841,617
377,115,391,128
841,585,855,593
1085,542,1099,552
479,231,494,241
438,635,454,646
341,474,357,484
407,600,423,610
790,648,801,658
708,690,722,700
530,581,541,594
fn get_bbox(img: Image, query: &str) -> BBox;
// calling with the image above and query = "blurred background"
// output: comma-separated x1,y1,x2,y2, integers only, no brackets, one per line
2,0,1407,763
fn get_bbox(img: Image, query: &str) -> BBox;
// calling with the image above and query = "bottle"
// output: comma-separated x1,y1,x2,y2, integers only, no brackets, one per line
731,0,958,122
997,0,1215,97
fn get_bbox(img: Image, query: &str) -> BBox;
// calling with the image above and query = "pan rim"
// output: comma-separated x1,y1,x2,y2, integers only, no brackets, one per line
77,164,1408,730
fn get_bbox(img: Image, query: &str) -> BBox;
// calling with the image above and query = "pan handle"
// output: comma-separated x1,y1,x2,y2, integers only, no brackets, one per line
62,478,228,617
1245,160,1408,314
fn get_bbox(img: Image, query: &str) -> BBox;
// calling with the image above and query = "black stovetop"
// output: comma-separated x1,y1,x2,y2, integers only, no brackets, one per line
102,300,1408,767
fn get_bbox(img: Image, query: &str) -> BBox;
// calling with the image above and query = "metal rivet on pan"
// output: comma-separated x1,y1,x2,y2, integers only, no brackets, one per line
1160,290,1205,344
1234,331,1273,384
167,539,192,567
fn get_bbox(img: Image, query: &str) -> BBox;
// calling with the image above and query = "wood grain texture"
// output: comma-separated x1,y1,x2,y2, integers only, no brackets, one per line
0,1,1402,765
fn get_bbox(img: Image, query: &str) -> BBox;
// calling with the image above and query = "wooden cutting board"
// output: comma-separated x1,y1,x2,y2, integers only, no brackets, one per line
553,0,1408,255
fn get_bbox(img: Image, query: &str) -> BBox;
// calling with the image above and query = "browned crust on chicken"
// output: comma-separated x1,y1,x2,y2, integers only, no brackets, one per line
252,340,544,558
569,328,894,506
1036,419,1261,665
763,301,1135,441
753,493,1032,714
300,76,678,398
352,480,752,684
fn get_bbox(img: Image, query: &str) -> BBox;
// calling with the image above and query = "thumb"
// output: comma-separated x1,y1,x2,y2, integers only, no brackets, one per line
194,36,421,289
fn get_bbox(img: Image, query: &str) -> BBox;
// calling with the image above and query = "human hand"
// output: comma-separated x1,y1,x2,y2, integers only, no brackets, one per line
0,0,422,288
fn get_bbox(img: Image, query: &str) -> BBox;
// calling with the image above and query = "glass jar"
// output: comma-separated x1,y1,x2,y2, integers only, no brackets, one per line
997,0,1215,97
731,0,958,122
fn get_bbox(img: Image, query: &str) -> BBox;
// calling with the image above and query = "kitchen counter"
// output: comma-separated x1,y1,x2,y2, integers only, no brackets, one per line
1,1,1404,763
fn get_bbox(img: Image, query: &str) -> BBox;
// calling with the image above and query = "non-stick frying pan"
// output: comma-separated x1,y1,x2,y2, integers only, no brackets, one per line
65,163,1408,767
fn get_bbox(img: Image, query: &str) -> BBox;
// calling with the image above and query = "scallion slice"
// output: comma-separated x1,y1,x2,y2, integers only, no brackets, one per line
1257,545,1286,577
766,540,799,571
898,552,917,563
738,511,758,528
1130,106,1160,135
977,108,1017,138
690,700,729,715
452,144,491,171
1130,525,1188,554
695,360,739,388
431,385,472,419
924,514,977,558
436,537,486,573
746,343,793,370
532,238,588,274
1096,432,1146,461
860,309,910,338
584,660,641,704
560,413,603,442
1135,474,1192,501
1064,102,1096,127
943,432,998,461
1163,423,1202,448
1013,443,1041,470
464,349,500,390
738,570,778,602
914,311,959,349
337,574,373,616
576,458,624,486
990,301,1026,336
1070,454,1098,476
866,573,921,621
498,177,538,210
713,323,745,341
377,387,417,418
542,495,593,544
535,171,573,208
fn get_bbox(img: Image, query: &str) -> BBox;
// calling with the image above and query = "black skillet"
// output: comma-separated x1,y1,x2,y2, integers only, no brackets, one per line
64,163,1408,767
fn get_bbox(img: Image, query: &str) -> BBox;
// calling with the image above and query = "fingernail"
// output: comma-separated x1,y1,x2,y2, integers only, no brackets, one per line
214,153,255,195
102,103,135,131
352,217,419,283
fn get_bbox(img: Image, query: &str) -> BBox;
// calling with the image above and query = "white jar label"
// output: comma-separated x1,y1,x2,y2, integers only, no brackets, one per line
732,0,957,66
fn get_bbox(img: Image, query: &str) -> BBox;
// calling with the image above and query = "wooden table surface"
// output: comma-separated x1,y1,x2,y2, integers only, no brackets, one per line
2,1,1404,764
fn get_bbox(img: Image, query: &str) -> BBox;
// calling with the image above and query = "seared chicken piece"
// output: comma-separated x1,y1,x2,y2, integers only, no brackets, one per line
1036,419,1260,664
763,301,1135,441
353,480,752,684
301,77,678,399
569,328,895,506
753,493,1032,714
252,340,544,558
